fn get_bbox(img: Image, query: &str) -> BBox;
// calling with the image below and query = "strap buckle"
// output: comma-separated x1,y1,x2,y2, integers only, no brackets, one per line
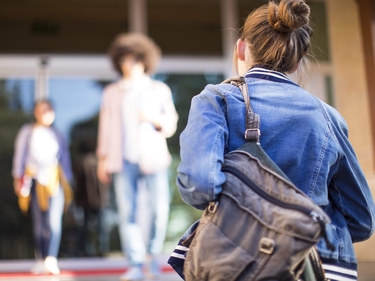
244,128,261,143
259,237,275,255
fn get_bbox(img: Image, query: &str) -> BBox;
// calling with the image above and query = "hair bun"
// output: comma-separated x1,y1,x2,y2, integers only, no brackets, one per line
268,0,310,33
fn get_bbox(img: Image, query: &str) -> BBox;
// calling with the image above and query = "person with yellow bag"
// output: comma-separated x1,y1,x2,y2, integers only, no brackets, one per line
12,99,73,275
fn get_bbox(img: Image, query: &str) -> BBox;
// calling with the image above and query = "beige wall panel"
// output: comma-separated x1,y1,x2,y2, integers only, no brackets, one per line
326,0,375,262
326,0,373,174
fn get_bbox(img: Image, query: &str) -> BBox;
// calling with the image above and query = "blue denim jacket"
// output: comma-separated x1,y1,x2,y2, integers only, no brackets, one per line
176,67,375,270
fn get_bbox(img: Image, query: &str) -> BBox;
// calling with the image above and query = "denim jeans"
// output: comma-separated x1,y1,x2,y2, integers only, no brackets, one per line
113,160,170,265
30,182,64,259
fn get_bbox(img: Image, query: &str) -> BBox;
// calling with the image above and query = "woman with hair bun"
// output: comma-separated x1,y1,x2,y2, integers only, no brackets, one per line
174,0,375,280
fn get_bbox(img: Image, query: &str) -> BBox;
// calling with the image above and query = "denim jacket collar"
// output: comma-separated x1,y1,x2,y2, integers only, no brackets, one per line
244,65,299,86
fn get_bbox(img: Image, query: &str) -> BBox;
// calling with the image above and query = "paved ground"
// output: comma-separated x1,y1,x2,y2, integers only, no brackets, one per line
0,272,181,281
0,255,182,281
0,257,374,280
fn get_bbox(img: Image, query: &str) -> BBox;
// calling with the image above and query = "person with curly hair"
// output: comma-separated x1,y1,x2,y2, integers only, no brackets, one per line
96,33,178,281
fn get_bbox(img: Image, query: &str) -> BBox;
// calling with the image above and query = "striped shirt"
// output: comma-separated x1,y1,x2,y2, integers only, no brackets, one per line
321,258,358,281
168,240,359,280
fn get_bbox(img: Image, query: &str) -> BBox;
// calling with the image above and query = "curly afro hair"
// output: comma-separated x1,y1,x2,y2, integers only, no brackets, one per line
108,32,161,76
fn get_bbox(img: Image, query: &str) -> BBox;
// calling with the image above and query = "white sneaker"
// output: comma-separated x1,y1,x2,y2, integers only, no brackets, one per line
30,260,47,274
119,266,145,281
44,256,60,275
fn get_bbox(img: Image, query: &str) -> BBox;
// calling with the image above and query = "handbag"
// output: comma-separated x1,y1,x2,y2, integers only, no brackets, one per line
138,122,172,174
174,76,332,281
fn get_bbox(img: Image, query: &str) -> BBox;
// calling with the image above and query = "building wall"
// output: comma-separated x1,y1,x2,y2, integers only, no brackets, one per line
1,0,374,262
326,0,375,262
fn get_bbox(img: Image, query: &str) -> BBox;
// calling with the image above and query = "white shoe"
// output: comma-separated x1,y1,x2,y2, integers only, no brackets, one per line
44,256,60,275
119,266,145,281
30,260,47,274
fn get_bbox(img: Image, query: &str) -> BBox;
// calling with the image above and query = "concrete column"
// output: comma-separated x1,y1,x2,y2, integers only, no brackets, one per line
35,57,49,100
326,0,374,173
357,0,375,169
128,0,148,34
326,0,375,262
220,0,239,78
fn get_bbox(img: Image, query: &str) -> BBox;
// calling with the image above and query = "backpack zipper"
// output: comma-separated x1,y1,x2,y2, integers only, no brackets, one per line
222,165,315,216
221,165,335,250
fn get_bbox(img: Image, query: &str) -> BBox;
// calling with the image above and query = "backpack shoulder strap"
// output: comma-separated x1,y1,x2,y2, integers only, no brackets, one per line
221,76,260,143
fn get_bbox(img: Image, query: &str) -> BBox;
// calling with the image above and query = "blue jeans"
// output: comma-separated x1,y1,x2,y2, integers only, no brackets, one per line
113,161,170,265
30,182,64,259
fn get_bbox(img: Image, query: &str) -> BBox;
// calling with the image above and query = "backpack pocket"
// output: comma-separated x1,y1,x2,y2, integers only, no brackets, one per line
183,220,256,281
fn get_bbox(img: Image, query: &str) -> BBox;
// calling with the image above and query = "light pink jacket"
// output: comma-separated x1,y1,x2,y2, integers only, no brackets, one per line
96,79,178,173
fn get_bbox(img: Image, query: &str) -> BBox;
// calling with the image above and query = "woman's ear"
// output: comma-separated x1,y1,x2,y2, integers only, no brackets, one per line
288,62,300,74
236,39,246,61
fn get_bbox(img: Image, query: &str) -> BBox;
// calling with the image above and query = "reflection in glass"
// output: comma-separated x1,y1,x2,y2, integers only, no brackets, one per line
48,79,109,141
0,78,35,259
0,73,227,259
1,79,34,113
154,73,225,253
